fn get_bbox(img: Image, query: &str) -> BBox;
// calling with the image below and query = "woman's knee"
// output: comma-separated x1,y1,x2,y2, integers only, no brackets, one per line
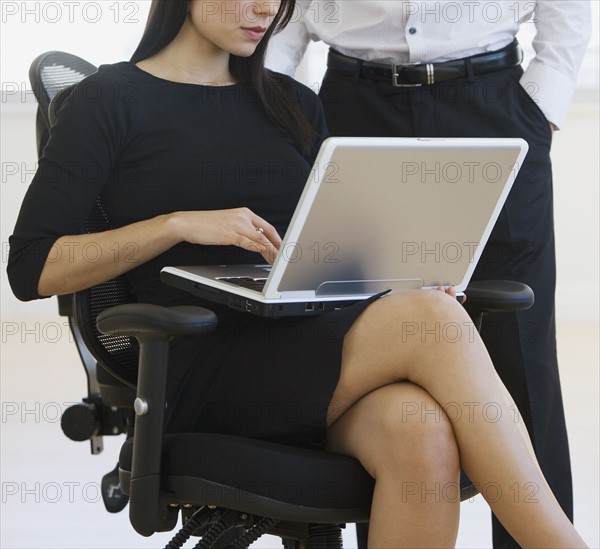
348,290,471,352
375,384,459,468
385,289,467,325
328,383,460,479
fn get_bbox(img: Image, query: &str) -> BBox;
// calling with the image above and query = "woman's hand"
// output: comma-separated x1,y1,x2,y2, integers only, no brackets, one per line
435,285,467,304
170,207,282,264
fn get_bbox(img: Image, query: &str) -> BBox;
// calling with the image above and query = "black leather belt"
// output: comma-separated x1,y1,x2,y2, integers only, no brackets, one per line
327,40,523,87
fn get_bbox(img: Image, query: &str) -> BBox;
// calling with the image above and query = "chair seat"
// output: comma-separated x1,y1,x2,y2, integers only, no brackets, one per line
119,433,477,524
120,432,375,523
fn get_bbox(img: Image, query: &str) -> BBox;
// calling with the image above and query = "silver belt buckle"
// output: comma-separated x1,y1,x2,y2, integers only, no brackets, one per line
392,62,435,87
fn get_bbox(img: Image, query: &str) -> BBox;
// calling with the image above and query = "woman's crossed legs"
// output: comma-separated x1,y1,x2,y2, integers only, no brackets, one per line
327,290,585,548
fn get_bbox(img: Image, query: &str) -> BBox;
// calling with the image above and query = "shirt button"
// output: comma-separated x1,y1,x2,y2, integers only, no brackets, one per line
408,27,417,34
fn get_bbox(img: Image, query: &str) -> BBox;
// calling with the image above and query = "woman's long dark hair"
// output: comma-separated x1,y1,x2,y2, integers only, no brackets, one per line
130,0,317,155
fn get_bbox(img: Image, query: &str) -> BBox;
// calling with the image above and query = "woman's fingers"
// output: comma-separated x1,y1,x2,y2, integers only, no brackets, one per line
250,217,282,250
237,236,275,264
435,285,466,304
232,213,281,264
247,215,282,264
445,286,457,298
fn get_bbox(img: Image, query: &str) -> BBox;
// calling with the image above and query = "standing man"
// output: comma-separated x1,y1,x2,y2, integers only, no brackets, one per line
267,2,592,547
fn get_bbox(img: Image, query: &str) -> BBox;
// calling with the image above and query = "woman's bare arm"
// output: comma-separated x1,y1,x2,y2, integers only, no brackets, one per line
37,208,282,297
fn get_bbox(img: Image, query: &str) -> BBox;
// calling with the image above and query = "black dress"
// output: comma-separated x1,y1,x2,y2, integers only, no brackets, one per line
8,62,379,448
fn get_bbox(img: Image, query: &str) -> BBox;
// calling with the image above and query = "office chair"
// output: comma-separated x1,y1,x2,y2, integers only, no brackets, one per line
29,51,535,548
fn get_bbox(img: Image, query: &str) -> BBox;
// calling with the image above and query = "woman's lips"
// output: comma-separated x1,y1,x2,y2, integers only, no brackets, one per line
242,27,267,40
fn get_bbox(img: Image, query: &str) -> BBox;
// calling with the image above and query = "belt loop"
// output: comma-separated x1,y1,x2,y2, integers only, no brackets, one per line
465,58,475,83
353,59,364,84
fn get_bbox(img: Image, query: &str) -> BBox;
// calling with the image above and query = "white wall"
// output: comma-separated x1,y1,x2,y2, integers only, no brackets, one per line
552,103,600,322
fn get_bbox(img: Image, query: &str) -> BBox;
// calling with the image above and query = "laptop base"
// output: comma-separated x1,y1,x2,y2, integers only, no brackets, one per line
161,270,364,318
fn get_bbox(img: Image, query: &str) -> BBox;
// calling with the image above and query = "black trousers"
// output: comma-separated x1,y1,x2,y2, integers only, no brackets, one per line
319,64,573,548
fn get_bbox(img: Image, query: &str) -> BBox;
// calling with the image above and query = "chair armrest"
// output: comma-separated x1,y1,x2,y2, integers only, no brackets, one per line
96,303,218,536
56,294,74,317
464,280,534,313
96,303,218,339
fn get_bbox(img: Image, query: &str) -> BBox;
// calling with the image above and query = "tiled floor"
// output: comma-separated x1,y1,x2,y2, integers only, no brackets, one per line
1,321,598,548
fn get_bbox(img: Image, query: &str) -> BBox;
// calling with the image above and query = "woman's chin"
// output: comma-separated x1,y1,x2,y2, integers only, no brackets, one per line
230,49,258,58
226,41,262,58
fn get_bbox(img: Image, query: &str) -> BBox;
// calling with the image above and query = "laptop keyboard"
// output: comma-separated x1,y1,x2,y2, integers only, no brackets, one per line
217,277,268,292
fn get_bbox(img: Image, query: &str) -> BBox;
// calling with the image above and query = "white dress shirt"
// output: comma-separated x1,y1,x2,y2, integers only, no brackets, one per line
266,1,592,127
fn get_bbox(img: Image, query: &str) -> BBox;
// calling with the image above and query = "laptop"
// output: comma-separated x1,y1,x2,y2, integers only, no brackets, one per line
161,137,528,317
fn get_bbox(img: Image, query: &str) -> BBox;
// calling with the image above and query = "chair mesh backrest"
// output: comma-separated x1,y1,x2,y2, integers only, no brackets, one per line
75,201,139,387
29,51,98,156
29,51,139,387
40,63,94,99
29,51,97,122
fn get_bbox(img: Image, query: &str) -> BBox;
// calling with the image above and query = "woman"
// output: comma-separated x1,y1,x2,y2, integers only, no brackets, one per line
8,1,586,547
